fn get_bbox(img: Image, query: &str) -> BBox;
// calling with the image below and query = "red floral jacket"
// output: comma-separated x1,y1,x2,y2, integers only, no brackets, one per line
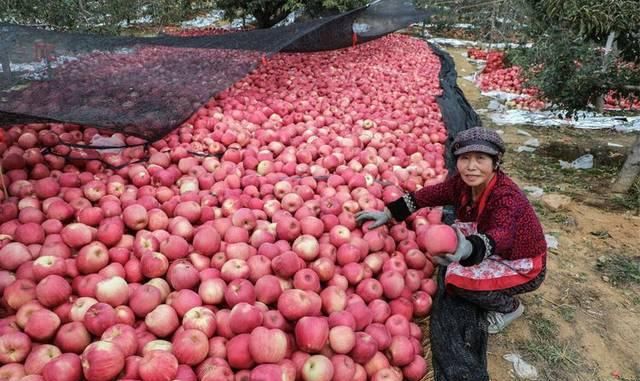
388,171,547,264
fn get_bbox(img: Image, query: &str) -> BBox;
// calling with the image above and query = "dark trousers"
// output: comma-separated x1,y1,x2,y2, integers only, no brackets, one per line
449,266,546,313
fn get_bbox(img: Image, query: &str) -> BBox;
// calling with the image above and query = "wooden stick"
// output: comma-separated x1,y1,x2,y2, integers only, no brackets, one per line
0,163,8,200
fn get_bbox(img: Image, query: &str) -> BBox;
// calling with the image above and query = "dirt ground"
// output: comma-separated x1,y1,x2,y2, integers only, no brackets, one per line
445,47,640,381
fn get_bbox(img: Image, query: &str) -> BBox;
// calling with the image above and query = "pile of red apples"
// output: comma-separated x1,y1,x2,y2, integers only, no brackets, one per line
0,34,454,381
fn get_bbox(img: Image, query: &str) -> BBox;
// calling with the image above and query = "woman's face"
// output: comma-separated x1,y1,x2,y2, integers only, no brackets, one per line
456,152,496,188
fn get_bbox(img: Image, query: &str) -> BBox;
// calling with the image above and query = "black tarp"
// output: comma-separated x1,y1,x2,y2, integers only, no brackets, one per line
427,41,490,381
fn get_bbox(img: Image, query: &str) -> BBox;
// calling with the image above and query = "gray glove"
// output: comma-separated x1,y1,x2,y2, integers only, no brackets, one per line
355,208,392,229
445,228,473,262
432,228,473,266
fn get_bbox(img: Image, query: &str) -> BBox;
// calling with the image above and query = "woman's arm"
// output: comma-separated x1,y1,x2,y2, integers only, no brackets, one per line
386,175,462,222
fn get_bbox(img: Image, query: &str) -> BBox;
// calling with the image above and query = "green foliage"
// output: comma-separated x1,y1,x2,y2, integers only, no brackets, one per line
302,0,369,17
215,0,294,28
215,0,369,28
418,0,640,112
502,1,640,113
0,0,370,31
528,0,640,36
0,0,203,33
507,30,607,113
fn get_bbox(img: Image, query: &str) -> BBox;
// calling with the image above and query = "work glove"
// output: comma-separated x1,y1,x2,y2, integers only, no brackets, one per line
355,208,392,229
432,228,473,267
445,228,473,263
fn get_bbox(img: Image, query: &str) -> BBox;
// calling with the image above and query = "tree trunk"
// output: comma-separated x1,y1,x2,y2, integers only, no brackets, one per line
612,134,640,194
595,31,617,113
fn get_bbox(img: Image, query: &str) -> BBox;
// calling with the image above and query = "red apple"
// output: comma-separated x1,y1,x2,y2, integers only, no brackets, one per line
42,353,82,381
145,304,179,338
24,344,61,375
198,278,226,305
295,317,329,353
249,327,288,364
328,325,356,354
301,355,334,381
101,324,138,357
138,350,178,381
0,331,32,364
172,329,209,366
349,332,377,364
81,341,125,381
83,303,117,336
95,276,128,307
54,322,91,354
331,354,356,381
277,289,312,321
25,309,60,341
182,306,216,338
226,334,254,370
229,303,263,334
36,275,71,308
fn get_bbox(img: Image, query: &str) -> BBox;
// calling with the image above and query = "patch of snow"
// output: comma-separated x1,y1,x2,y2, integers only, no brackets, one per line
428,37,532,49
462,73,478,82
487,100,505,112
487,109,640,133
452,23,476,29
481,90,528,101
118,15,153,27
180,9,225,28
3,55,79,80
230,16,256,29
273,10,302,27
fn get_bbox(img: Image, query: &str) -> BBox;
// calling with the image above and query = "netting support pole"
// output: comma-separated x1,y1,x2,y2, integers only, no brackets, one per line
1,48,11,82
1,29,15,82
595,31,617,113
0,163,8,200
611,133,640,195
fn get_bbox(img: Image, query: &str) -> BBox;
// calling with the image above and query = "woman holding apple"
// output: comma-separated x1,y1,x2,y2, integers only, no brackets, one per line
356,127,547,333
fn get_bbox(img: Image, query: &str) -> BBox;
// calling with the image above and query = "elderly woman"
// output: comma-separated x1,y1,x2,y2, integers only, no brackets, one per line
356,127,547,333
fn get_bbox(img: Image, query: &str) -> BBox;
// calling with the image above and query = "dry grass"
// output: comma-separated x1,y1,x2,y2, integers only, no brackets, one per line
418,316,435,381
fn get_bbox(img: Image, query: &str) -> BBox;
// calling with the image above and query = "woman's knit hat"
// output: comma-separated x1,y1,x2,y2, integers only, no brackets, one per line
451,127,505,157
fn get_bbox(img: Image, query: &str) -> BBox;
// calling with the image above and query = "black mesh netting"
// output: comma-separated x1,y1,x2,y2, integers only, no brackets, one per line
429,43,489,381
430,267,490,381
0,0,427,141
430,43,482,173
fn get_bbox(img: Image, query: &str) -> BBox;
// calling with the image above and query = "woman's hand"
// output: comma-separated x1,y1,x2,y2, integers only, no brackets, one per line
432,228,473,266
355,208,392,229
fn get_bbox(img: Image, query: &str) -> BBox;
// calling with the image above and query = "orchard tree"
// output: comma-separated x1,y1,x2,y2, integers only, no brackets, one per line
215,0,293,28
510,0,640,193
508,0,640,111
